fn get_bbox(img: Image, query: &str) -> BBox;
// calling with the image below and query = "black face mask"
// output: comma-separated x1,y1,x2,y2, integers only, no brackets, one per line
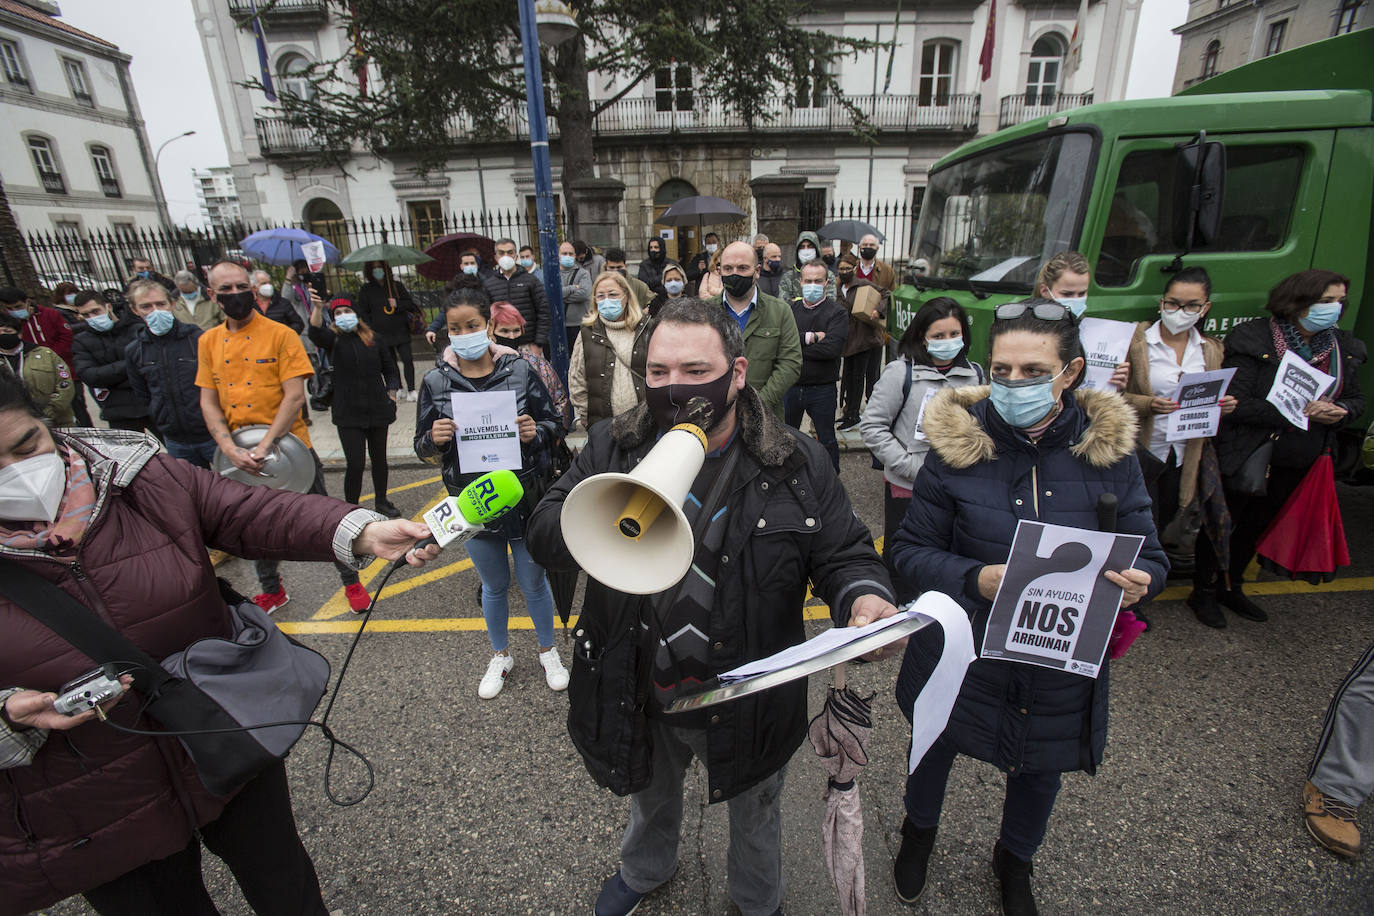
647,248,664,262
0,332,20,351
764,259,782,275
496,331,529,347
644,363,737,432
218,291,256,321
859,247,878,261
837,270,855,285
754,247,765,262
721,273,755,299
821,253,836,266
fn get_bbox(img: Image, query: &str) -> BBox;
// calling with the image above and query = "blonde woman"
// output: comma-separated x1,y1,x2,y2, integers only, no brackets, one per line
569,271,652,431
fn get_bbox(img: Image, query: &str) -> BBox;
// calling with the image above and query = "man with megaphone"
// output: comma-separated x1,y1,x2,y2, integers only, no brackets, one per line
527,298,901,916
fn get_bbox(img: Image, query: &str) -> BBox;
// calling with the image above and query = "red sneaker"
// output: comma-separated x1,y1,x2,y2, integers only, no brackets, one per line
253,587,290,615
345,582,371,613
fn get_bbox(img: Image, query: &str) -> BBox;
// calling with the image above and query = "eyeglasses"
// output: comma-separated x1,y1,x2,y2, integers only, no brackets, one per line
1160,298,1207,314
993,302,1073,322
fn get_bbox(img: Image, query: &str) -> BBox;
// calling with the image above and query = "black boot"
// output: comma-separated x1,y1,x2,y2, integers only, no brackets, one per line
1218,587,1268,622
374,497,402,519
1186,587,1226,628
893,819,938,904
992,840,1038,916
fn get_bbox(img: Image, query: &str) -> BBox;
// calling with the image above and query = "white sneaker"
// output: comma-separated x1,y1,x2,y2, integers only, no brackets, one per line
478,653,513,699
406,389,419,402
540,647,569,692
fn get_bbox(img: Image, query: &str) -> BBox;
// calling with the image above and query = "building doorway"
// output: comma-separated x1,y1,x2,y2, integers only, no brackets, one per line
653,178,697,263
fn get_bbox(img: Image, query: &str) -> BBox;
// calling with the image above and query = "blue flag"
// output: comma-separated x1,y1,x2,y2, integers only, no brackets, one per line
249,0,277,102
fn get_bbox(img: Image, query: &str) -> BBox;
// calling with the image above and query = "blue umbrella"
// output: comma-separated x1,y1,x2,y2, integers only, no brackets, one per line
239,227,341,266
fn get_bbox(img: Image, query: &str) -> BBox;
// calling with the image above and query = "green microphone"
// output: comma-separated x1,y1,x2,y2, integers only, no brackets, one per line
416,470,525,550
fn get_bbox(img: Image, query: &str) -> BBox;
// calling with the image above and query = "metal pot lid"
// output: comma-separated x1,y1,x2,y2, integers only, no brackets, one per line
211,425,315,493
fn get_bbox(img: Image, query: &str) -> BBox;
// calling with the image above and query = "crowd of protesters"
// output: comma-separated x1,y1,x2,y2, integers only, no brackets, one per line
0,228,1368,916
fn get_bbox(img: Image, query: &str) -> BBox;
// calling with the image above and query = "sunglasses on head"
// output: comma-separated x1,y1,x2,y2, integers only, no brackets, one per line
993,302,1074,322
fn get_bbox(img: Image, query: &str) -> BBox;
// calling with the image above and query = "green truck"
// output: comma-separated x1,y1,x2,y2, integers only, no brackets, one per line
896,27,1373,417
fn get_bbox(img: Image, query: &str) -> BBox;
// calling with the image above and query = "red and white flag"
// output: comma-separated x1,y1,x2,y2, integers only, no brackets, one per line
1066,0,1089,77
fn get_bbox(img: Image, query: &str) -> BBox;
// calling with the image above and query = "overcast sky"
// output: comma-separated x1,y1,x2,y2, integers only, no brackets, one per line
56,0,1189,227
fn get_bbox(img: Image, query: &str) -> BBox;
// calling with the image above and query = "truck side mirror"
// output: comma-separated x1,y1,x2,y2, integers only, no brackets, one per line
1171,134,1227,250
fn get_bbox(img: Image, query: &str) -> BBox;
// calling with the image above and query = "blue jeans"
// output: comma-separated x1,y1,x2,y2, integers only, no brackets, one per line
905,735,1062,861
784,384,840,471
163,437,219,469
464,535,556,652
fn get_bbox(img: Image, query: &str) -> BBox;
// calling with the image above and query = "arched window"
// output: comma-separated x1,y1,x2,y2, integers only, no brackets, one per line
1024,34,1066,107
1201,40,1220,79
919,40,957,107
278,53,314,101
27,136,64,194
90,145,120,198
653,179,698,262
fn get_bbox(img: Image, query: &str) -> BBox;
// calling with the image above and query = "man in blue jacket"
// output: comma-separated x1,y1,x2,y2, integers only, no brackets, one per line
527,297,899,916
124,279,217,467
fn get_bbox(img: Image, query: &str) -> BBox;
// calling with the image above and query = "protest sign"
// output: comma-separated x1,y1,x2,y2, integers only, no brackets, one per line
1165,367,1236,442
911,388,939,442
981,520,1145,678
1265,350,1336,431
1077,318,1135,390
451,390,521,472
301,240,327,273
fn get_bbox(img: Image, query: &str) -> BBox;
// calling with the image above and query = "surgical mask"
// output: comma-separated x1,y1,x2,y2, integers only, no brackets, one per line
258,283,275,299
63,293,77,306
181,290,200,303
989,367,1067,429
518,258,533,270
136,270,151,279
1056,297,1088,319
218,291,256,321
497,255,516,273
145,309,175,336
664,279,685,296
802,283,825,304
0,450,66,523
371,268,385,281
334,312,359,332
721,273,754,298
645,364,737,432
462,264,479,276
7,307,30,320
450,329,489,360
705,243,718,254
1299,302,1343,332
926,337,963,361
859,246,878,261
597,298,624,321
797,248,817,264
559,255,575,269
86,312,114,332
1160,308,1201,335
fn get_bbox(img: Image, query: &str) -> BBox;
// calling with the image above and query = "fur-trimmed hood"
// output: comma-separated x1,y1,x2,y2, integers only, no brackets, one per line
921,385,1139,469
611,383,797,467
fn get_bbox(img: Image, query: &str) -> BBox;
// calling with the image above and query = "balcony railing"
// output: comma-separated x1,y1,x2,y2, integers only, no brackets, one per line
99,176,121,198
228,0,328,25
39,170,65,194
254,117,347,155
998,91,1094,129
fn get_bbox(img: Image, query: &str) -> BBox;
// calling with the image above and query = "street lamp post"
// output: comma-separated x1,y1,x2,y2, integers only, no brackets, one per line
152,129,197,226
516,0,570,386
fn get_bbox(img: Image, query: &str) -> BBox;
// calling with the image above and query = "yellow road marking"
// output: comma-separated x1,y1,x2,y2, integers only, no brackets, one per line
281,604,837,635
357,474,443,505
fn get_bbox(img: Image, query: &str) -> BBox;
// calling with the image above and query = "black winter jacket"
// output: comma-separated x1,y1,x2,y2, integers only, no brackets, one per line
262,295,304,334
636,257,677,297
355,280,419,348
72,312,149,420
1213,317,1366,477
483,270,551,350
307,324,400,429
414,351,562,539
789,297,849,386
891,386,1168,776
125,320,209,442
526,386,895,801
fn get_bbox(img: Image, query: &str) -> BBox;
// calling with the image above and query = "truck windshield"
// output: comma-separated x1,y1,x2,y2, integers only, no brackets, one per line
913,131,1096,290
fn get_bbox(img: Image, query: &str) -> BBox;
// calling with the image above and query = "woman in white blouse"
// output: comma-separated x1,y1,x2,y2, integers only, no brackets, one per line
1122,267,1236,590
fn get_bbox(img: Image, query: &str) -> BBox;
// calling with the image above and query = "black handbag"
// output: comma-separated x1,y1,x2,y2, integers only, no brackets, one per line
1230,431,1280,496
0,565,329,797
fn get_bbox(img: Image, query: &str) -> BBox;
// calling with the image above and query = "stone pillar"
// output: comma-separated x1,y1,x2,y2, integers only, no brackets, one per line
749,174,808,265
568,177,626,252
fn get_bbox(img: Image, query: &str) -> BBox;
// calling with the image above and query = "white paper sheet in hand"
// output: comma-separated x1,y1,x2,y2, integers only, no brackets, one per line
1266,349,1336,431
718,610,920,683
1165,367,1236,442
451,390,521,472
1077,318,1135,391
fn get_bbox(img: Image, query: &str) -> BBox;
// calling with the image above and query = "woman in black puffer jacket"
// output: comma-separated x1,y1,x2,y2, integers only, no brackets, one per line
355,261,420,399
307,294,402,517
71,290,153,435
888,302,1168,915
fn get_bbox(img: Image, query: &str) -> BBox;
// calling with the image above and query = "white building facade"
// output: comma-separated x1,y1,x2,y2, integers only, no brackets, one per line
0,0,167,241
195,0,1140,260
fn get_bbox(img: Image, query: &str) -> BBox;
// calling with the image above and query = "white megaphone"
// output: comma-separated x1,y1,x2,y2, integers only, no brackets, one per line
561,423,708,594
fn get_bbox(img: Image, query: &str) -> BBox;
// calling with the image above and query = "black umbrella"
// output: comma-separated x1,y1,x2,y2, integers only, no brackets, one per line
654,195,746,227
550,569,579,639
817,220,885,244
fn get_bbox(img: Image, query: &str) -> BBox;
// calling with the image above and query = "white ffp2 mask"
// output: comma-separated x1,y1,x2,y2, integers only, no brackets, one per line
0,451,66,522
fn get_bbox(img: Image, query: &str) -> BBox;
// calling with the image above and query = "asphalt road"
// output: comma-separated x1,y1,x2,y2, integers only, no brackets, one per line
38,454,1374,916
